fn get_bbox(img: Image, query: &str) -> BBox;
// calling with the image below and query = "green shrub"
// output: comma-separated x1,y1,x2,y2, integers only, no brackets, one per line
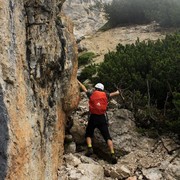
136,127,159,138
78,52,95,67
97,33,180,103
77,33,180,136
104,0,180,28
104,0,151,27
166,92,180,135
173,92,180,113
78,64,97,82
151,0,180,27
94,33,180,135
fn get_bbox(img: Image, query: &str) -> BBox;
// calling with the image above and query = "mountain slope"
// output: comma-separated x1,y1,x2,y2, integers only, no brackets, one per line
79,23,167,63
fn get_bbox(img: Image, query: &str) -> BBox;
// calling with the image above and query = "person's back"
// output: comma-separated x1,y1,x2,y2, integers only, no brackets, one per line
89,90,108,115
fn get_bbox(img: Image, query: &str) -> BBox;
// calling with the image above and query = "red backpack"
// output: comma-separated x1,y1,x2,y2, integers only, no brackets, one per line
89,90,108,115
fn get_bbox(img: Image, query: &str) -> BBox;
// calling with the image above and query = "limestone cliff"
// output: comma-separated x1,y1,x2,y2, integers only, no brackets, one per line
0,0,79,179
63,0,112,39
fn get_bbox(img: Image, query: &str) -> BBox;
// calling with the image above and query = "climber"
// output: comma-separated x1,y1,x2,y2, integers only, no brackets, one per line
77,80,120,164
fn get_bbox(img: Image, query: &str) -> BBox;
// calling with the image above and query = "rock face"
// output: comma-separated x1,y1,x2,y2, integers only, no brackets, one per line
62,0,112,39
0,0,79,179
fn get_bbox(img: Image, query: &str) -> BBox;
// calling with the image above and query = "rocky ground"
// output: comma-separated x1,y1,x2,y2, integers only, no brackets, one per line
58,92,180,180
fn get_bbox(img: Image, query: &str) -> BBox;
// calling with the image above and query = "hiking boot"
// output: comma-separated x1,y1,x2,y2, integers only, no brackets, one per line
111,154,117,164
85,147,93,157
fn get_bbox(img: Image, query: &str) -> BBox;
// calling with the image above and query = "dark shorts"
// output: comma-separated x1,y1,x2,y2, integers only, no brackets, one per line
85,114,112,142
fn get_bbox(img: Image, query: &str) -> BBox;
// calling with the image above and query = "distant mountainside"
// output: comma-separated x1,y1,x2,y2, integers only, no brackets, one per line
62,0,112,39
79,23,166,64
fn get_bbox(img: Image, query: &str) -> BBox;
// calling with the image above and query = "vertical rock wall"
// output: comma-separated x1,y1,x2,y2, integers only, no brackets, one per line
63,0,110,39
63,0,107,40
0,0,79,179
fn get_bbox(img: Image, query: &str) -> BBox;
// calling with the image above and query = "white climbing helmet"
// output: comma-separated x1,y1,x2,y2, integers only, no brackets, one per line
95,83,104,90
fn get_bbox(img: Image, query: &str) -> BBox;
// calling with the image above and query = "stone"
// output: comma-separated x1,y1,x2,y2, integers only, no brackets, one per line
0,0,79,179
116,165,131,179
164,157,180,180
65,142,76,154
126,176,137,180
70,117,86,144
142,168,163,180
64,153,81,167
78,163,104,180
65,134,73,143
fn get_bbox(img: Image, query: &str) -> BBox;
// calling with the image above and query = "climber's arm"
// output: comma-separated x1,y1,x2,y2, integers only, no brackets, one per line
77,80,88,93
110,90,120,97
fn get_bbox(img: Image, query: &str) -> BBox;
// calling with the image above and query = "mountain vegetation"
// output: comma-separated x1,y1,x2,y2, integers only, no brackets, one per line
78,52,95,67
79,33,180,137
104,0,180,28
